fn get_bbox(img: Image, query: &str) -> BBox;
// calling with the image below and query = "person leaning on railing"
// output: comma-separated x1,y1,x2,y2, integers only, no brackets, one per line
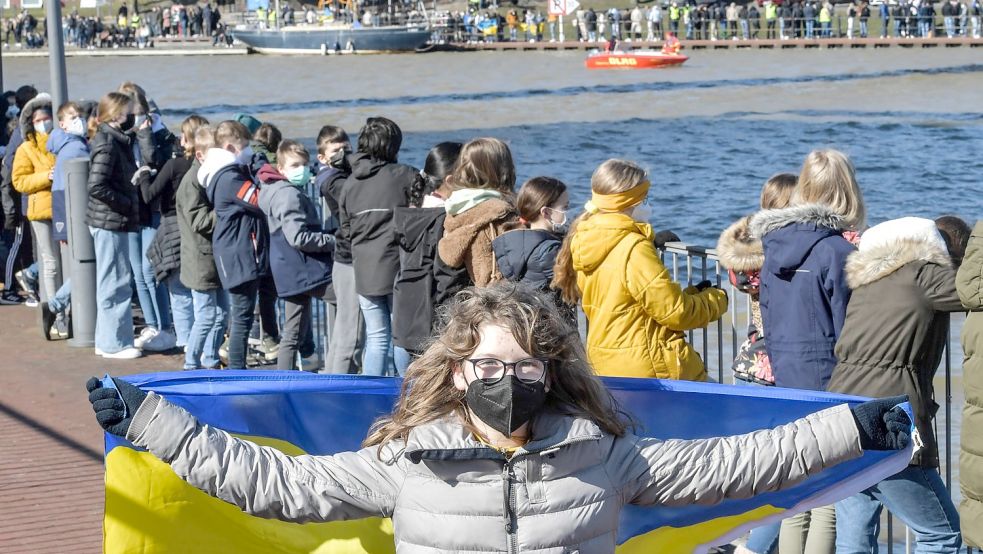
552,159,728,382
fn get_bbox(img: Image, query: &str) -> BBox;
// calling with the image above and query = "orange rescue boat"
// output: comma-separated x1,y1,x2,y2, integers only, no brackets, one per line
585,50,689,70
586,34,688,70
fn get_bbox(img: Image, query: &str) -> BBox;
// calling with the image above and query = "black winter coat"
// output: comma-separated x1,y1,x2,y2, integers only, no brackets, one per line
339,154,416,297
391,207,469,352
85,124,140,232
316,163,353,264
492,229,562,291
827,234,963,467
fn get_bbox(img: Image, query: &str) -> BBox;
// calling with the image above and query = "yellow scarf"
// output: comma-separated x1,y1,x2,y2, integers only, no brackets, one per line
584,181,650,214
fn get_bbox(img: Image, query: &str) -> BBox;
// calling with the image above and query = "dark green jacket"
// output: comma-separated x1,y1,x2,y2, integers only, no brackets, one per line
828,234,961,468
958,221,983,548
175,159,220,291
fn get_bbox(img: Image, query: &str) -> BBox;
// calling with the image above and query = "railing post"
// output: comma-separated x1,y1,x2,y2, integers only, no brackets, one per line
64,159,96,348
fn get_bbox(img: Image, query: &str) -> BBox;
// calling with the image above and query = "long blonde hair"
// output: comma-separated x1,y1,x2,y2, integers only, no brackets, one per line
552,159,648,305
793,149,866,230
363,283,629,452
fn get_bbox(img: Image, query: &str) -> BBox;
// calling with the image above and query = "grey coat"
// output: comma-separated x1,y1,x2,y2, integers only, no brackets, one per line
127,393,863,553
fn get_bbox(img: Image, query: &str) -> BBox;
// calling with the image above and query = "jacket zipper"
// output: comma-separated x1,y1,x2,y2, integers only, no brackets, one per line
503,461,517,554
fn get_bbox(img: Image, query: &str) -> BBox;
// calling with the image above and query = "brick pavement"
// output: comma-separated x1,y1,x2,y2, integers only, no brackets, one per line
0,304,184,553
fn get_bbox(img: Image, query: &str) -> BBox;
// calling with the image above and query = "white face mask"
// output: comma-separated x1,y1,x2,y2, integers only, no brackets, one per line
6,105,19,119
133,114,148,128
632,202,652,224
67,117,87,137
236,145,254,165
34,120,54,135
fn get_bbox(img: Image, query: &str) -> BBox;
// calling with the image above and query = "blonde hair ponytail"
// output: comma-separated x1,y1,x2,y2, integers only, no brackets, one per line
552,159,648,305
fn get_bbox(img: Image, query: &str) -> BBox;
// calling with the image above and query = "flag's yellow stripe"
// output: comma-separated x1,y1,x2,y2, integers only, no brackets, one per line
615,504,785,553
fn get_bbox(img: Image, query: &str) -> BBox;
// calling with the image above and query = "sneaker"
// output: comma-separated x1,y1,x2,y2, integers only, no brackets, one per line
300,356,320,372
0,292,24,305
52,314,70,340
94,347,104,356
24,291,39,308
102,347,143,359
257,336,280,361
142,329,177,352
39,301,56,341
14,269,37,295
134,326,159,349
245,348,267,367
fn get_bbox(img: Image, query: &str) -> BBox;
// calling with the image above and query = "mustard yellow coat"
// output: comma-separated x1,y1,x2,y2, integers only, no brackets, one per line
12,133,55,221
572,213,728,381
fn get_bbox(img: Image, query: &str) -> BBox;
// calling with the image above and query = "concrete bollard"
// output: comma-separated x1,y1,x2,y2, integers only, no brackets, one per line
64,158,96,348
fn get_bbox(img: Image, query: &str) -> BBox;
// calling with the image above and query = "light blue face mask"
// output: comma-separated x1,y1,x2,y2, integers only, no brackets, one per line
286,165,312,187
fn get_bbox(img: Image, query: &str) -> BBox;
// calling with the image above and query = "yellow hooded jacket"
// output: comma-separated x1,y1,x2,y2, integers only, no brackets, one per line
12,132,56,221
572,213,728,380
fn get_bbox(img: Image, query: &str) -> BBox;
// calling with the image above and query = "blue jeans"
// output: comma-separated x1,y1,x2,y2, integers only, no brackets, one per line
165,273,193,348
358,293,394,376
127,222,170,331
944,16,955,36
834,465,961,553
48,278,72,314
90,227,134,354
185,287,228,370
394,345,414,376
806,20,814,38
228,280,258,370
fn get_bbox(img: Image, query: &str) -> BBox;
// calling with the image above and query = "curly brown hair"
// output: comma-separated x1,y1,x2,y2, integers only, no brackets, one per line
363,283,629,452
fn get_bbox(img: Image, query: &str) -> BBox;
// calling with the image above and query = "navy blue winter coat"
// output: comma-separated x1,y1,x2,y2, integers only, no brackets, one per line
46,128,89,242
750,204,856,391
205,162,270,290
491,228,562,291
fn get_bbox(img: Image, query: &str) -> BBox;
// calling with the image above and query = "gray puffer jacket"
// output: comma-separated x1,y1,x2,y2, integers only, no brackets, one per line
127,393,863,553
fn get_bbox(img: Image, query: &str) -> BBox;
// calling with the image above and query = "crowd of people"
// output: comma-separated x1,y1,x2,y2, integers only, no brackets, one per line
2,80,981,551
440,0,983,43
2,2,235,51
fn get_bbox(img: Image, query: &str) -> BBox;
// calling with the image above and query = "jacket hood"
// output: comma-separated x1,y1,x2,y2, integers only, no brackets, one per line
445,188,504,216
716,216,763,272
46,127,86,156
749,203,846,238
492,228,559,282
751,204,848,274
846,217,951,288
440,197,515,265
198,147,237,188
256,163,286,184
403,410,602,463
394,207,443,252
572,213,653,273
19,93,52,138
349,153,388,179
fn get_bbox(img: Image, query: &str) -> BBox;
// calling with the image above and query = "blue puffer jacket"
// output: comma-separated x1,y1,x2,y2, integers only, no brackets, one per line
750,204,856,391
491,228,562,291
203,157,270,291
46,128,89,242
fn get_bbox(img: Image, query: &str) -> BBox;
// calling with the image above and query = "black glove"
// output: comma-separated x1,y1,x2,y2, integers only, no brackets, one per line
694,280,713,291
850,395,911,451
86,376,148,437
654,229,681,249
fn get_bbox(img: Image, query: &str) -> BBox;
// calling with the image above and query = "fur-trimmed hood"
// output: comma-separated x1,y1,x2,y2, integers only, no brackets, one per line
19,93,52,138
846,217,951,289
749,203,846,239
716,216,763,272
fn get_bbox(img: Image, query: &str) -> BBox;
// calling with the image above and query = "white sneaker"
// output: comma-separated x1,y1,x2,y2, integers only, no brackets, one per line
95,347,104,356
134,327,159,349
143,329,177,352
102,347,143,359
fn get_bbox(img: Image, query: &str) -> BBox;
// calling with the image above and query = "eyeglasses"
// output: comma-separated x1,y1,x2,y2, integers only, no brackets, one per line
467,357,548,384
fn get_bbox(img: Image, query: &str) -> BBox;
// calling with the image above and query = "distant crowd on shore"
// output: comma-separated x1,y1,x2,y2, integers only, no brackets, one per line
443,0,981,43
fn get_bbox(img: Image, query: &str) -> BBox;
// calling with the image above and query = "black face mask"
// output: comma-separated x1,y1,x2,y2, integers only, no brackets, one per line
466,376,547,438
328,148,350,171
119,113,136,133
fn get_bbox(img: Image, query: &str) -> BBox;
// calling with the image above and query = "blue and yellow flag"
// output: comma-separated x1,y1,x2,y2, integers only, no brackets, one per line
102,371,912,553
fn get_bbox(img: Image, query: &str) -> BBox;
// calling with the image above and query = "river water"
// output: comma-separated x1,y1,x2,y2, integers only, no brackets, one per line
8,48,979,507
